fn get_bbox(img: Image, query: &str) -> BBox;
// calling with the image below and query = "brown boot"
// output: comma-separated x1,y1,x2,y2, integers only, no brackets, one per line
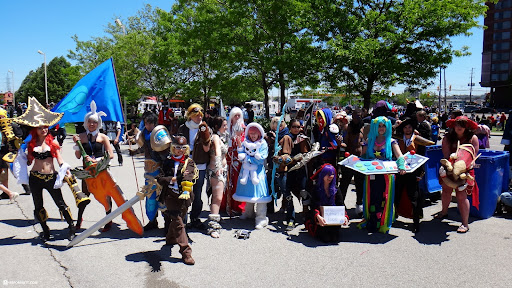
180,245,195,265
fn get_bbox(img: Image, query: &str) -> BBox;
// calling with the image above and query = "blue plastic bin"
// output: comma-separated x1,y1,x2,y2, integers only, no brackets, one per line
419,145,443,195
470,150,510,219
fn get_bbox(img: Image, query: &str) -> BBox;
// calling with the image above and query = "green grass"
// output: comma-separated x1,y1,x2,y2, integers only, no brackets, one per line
65,122,77,134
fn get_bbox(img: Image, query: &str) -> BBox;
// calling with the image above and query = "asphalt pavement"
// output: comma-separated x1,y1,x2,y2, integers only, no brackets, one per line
1,136,511,288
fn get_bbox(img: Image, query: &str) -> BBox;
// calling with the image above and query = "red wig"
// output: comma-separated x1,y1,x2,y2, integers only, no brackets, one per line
27,127,60,164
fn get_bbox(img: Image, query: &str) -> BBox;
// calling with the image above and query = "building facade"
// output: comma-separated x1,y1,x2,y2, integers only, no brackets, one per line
2,91,13,106
481,0,512,108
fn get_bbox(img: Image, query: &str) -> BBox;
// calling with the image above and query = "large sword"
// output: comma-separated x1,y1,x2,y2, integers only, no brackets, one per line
67,177,160,247
68,192,144,247
68,139,146,247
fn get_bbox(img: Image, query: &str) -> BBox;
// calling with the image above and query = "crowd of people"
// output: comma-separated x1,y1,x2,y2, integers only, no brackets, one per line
2,97,509,266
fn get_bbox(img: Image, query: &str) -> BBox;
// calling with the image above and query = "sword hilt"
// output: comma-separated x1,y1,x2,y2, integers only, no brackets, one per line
73,138,93,167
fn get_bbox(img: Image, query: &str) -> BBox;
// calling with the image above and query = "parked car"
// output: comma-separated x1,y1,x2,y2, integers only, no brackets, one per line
475,107,497,114
464,106,479,113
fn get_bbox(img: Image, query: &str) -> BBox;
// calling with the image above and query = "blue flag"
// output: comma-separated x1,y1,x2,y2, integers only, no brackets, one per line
52,58,125,124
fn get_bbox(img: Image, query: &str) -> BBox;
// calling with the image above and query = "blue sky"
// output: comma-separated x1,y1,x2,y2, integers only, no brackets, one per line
0,1,489,98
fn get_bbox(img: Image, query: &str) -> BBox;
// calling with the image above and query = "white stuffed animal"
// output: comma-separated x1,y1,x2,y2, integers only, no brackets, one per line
238,141,262,185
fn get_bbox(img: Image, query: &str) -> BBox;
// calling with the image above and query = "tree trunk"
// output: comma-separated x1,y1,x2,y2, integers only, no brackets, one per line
262,71,270,119
363,80,375,111
279,69,285,114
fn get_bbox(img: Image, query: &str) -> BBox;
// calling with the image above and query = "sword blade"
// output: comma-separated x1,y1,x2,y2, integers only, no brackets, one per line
67,195,142,247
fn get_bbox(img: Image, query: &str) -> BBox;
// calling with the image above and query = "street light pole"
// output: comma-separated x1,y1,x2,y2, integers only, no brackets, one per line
37,50,48,106
8,70,14,107
115,19,128,124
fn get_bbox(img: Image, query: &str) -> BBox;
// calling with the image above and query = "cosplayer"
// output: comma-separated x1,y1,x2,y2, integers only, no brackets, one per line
178,104,211,229
267,117,295,225
157,135,198,265
315,108,340,166
102,120,123,166
271,118,294,230
338,109,365,216
13,97,74,241
305,164,348,243
72,101,114,231
287,118,312,223
223,107,246,216
233,123,271,229
207,116,228,238
359,116,406,233
137,112,168,231
394,117,433,233
0,108,31,198
435,116,479,233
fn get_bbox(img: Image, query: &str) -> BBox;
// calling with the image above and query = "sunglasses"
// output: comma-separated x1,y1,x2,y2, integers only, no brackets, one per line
192,107,204,113
174,145,187,150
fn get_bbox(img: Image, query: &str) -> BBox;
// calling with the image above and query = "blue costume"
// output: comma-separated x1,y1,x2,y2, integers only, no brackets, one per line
233,124,271,203
233,123,271,229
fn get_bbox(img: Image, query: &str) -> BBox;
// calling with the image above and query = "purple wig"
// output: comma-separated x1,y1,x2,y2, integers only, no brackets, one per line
316,164,337,206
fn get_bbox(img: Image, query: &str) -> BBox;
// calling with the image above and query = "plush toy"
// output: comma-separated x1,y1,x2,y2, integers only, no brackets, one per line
238,141,262,185
439,141,481,193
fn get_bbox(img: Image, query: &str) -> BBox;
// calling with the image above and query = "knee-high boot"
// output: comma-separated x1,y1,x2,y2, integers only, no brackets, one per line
35,208,50,241
61,207,75,240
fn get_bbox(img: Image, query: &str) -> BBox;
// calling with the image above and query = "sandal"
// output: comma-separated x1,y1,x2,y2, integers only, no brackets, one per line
457,225,469,233
433,212,448,220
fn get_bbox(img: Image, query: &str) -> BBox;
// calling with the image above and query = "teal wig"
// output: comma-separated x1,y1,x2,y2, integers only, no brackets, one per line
365,116,392,160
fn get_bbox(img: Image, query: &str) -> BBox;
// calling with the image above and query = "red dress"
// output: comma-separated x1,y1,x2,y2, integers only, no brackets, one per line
221,131,246,215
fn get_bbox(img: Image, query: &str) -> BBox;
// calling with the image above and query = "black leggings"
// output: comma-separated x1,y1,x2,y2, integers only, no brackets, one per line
29,172,69,215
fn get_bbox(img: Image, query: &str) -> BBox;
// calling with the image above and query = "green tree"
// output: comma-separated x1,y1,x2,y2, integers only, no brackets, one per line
310,0,491,110
16,56,80,105
222,0,320,118
68,5,170,105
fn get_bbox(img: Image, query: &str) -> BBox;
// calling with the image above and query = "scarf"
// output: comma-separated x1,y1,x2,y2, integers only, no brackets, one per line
171,155,186,164
278,127,290,141
185,120,200,130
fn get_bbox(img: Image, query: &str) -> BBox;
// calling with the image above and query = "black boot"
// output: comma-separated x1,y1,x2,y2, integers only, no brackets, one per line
22,184,31,195
35,209,51,242
413,217,420,233
144,218,159,231
61,208,76,241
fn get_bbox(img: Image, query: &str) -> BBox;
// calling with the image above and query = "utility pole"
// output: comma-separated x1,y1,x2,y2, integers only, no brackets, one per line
438,67,442,113
444,68,447,112
468,68,475,104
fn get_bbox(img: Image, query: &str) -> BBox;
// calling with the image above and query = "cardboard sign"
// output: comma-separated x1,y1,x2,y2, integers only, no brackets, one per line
320,206,346,226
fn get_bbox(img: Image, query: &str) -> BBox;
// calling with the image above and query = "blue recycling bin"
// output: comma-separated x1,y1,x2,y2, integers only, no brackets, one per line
419,145,443,195
470,150,510,219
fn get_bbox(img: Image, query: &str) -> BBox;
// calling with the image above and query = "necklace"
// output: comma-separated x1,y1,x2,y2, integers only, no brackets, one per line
375,138,386,146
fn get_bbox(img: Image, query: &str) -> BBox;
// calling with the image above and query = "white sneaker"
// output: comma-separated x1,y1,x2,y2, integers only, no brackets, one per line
9,192,19,204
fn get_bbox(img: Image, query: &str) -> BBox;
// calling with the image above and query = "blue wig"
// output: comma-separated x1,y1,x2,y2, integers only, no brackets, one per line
365,116,392,160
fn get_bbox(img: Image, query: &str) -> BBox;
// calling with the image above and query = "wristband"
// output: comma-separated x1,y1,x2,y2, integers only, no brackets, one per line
396,156,405,171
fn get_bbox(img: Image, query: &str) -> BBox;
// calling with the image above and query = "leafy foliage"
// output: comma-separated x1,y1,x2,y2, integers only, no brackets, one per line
16,56,81,105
